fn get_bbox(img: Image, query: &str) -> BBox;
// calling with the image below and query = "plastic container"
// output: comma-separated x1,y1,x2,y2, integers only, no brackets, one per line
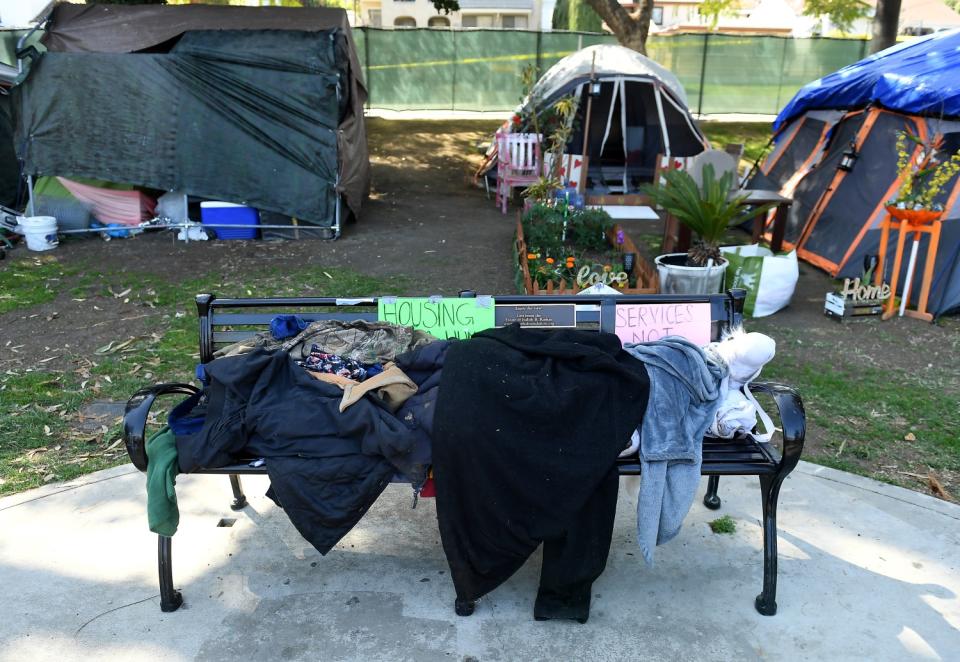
17,216,59,251
200,201,259,240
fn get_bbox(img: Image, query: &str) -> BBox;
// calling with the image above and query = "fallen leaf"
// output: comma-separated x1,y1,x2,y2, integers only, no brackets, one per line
928,474,954,501
43,474,56,482
323,271,333,279
904,432,916,442
95,341,116,354
104,437,124,451
43,425,52,436
103,375,113,384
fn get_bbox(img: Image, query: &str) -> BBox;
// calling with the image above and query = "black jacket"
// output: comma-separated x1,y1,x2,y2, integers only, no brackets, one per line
432,325,650,616
177,348,441,554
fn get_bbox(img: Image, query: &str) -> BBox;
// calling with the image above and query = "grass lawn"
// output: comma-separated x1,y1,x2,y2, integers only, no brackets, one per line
0,258,410,496
699,121,773,165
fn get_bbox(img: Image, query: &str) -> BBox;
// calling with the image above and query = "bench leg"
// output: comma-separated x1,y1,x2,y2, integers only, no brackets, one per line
229,474,247,511
158,535,184,612
703,475,722,510
755,474,784,616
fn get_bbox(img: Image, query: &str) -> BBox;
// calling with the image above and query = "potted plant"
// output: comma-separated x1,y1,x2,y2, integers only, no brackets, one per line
886,128,960,224
642,164,775,294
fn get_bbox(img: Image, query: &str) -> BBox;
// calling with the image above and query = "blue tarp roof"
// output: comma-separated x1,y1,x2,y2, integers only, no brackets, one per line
775,29,960,131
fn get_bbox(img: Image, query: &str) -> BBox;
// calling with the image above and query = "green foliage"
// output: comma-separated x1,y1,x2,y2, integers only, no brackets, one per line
567,208,613,252
570,0,604,32
802,0,870,34
641,165,775,265
709,515,736,534
0,255,72,314
522,203,566,256
699,0,741,29
522,203,614,258
553,0,571,30
87,0,167,4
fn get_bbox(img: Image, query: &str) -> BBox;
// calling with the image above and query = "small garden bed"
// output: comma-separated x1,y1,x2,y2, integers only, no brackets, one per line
515,204,658,294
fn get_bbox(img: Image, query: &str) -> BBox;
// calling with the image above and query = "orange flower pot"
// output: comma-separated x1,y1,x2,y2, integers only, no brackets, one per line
885,205,943,225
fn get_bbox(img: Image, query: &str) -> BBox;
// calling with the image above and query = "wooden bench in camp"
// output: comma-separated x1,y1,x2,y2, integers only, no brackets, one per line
122,290,805,618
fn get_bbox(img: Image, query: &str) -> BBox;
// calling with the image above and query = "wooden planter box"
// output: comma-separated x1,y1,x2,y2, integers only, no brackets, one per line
515,218,659,295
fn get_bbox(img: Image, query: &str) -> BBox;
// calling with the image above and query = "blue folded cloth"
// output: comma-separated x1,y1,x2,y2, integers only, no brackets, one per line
168,391,205,437
270,314,309,341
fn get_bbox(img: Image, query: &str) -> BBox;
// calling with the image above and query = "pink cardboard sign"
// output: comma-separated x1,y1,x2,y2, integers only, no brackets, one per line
615,303,712,346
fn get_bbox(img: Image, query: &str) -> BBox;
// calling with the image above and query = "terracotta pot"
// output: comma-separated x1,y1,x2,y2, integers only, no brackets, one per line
885,205,943,225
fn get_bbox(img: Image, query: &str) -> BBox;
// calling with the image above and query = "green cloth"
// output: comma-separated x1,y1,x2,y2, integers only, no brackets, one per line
146,426,180,537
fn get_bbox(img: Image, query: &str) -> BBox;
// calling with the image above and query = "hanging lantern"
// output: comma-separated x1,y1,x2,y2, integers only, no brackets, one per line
838,142,859,171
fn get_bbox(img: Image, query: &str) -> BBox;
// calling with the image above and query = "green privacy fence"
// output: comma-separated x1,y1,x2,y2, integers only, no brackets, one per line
355,29,868,116
1,27,866,115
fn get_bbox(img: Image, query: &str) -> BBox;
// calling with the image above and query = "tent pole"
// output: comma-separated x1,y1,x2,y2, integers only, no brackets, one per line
577,54,597,196
26,174,35,216
620,79,627,193
654,85,672,171
899,233,921,317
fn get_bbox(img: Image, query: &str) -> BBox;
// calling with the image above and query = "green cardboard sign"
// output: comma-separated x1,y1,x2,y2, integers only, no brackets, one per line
378,297,495,340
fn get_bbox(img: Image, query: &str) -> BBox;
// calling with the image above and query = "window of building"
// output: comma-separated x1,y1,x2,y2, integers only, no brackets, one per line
501,15,528,29
428,16,451,28
652,7,663,25
394,16,417,28
368,9,382,27
462,14,495,28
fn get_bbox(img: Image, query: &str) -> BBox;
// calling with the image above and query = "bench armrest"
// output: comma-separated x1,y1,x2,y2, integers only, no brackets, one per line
123,383,200,472
748,381,805,475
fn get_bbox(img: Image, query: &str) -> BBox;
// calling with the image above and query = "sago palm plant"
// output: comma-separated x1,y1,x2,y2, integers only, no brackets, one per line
642,164,775,266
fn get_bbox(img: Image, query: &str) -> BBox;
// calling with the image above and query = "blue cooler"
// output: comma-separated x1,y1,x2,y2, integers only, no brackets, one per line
200,201,260,240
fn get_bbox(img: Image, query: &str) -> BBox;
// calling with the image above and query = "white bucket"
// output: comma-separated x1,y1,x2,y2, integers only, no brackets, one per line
17,216,59,251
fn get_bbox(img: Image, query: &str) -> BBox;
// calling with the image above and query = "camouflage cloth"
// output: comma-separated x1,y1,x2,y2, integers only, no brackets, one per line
215,319,436,365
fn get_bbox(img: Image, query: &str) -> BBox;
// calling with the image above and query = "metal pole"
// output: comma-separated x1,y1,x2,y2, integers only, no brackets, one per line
899,234,921,316
697,32,709,117
26,174,35,216
577,54,597,195
363,27,371,110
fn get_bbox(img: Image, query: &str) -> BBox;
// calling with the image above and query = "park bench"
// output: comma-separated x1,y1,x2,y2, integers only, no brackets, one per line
123,290,805,619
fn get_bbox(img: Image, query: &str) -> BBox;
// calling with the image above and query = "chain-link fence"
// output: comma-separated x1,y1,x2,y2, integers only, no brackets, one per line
355,29,868,115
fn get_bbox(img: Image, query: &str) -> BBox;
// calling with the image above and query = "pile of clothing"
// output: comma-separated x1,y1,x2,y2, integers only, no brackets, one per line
148,317,775,623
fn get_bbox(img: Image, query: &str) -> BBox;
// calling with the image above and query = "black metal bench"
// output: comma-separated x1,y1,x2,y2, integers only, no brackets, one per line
123,290,805,618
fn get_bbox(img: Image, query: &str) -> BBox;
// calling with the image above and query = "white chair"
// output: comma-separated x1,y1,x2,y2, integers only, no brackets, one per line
495,131,542,214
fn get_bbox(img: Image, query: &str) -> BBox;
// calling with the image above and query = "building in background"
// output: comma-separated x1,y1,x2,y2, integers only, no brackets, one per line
358,0,543,28
638,0,960,37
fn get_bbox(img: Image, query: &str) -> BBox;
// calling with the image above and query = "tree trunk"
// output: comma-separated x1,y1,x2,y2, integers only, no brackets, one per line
584,0,653,55
869,0,902,54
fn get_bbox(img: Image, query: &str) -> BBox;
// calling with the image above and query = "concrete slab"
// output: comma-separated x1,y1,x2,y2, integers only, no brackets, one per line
0,461,957,661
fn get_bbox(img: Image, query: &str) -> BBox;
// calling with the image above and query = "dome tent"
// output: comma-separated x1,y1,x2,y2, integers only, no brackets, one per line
496,45,706,196
754,29,960,317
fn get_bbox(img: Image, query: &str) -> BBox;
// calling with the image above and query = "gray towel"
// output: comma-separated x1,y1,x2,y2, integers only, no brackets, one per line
623,338,726,564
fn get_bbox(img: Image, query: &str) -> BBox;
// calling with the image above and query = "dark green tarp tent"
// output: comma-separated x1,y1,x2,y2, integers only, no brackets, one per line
13,3,369,236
